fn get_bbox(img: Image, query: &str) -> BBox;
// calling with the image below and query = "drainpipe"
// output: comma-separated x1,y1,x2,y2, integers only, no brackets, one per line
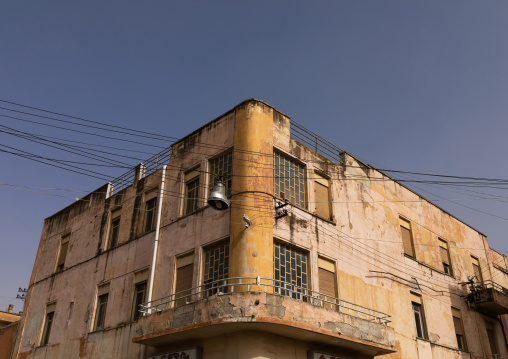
146,165,167,313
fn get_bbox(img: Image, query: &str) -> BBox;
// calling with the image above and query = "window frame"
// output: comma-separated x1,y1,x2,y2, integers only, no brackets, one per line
485,320,499,355
317,256,337,299
208,149,233,198
400,217,416,259
94,285,109,331
438,238,453,276
40,302,56,346
203,241,229,297
471,255,484,284
175,252,195,306
144,193,158,233
410,293,428,339
183,168,201,216
107,209,121,250
451,307,467,351
132,281,147,321
273,240,309,299
55,234,70,272
273,150,307,209
314,171,332,221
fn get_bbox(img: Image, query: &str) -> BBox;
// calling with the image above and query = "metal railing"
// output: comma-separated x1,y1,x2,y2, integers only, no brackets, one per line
139,276,391,324
290,120,344,165
481,280,508,295
109,147,171,196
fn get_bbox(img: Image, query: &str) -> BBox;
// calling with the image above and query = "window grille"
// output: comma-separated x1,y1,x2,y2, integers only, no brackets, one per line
273,152,305,208
274,241,308,299
209,151,232,195
204,242,229,296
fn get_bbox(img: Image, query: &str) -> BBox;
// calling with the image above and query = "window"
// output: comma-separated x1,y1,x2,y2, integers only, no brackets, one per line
209,150,232,196
400,217,415,258
451,307,467,351
203,242,229,296
108,209,121,249
55,234,70,272
439,239,452,275
411,293,427,339
40,303,55,346
132,270,148,321
144,192,157,233
175,253,194,305
486,320,499,355
314,173,332,220
184,170,200,215
471,255,483,285
94,285,109,331
273,151,305,208
274,241,308,299
318,257,336,300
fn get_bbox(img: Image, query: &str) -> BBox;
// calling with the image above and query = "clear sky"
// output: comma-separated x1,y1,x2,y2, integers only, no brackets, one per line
2,1,508,313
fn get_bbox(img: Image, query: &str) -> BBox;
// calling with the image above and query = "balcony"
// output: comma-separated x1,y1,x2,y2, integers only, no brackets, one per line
467,280,508,316
132,277,396,357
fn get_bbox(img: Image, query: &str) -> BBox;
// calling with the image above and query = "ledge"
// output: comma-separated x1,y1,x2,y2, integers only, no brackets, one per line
132,292,396,357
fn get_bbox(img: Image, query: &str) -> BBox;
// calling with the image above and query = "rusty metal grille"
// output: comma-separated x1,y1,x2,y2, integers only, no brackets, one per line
273,152,305,208
204,242,229,295
209,150,232,195
274,241,308,299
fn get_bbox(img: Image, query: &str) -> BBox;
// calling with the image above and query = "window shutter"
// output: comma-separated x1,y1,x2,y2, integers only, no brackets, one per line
440,247,450,265
410,292,422,304
318,268,336,298
315,182,330,220
46,302,56,313
318,257,336,298
401,227,414,257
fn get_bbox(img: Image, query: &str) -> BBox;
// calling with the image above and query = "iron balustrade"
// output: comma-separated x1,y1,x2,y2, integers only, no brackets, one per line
290,120,344,165
139,276,391,325
109,147,171,196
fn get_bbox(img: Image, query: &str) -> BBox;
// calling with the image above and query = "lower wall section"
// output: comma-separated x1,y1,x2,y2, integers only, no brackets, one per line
16,324,144,359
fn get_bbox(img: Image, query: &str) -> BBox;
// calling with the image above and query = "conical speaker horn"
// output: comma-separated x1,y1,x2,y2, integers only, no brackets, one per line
207,178,229,210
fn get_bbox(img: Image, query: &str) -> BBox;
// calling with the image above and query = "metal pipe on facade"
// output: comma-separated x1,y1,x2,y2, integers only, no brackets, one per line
146,165,166,314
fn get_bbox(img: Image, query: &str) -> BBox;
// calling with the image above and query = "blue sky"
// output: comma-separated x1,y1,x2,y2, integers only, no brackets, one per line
2,1,508,312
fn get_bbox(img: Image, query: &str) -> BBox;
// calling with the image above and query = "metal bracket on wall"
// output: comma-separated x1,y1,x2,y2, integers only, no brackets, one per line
275,199,291,219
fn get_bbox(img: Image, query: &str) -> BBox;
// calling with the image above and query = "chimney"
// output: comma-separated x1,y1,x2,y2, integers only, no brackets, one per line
8,304,13,313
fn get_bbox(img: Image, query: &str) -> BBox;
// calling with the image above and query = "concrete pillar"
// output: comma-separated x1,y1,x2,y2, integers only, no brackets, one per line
230,100,274,282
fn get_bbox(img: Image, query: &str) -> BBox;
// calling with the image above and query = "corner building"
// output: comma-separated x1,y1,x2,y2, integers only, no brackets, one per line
13,100,508,359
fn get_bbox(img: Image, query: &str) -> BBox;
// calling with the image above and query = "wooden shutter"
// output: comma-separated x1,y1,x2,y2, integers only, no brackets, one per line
472,256,483,282
400,218,415,257
315,174,331,220
410,292,422,304
175,254,194,305
318,258,336,298
439,240,450,265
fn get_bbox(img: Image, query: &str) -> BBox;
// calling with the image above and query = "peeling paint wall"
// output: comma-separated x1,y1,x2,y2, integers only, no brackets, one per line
13,100,508,359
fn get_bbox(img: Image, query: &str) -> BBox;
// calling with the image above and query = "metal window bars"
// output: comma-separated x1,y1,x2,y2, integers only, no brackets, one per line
138,276,391,325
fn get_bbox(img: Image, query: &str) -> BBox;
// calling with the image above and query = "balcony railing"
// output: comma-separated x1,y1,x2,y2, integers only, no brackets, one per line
290,120,344,166
109,147,171,196
139,276,391,325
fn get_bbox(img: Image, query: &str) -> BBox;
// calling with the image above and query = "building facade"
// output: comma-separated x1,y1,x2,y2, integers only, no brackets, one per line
12,99,508,359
